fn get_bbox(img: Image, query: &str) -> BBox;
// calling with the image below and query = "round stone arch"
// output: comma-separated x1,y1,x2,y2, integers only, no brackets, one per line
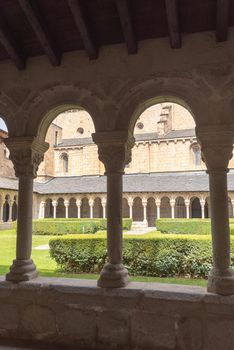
114,77,208,134
19,83,104,141
0,93,20,136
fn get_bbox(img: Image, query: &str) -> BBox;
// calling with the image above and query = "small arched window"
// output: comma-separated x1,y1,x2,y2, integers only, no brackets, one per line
192,144,201,166
61,153,69,173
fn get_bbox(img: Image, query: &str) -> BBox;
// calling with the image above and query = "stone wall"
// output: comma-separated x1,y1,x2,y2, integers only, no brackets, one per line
0,276,233,350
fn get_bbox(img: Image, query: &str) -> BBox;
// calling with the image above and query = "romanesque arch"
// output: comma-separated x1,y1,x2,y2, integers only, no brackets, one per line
175,196,186,218
122,198,129,218
81,197,90,218
68,198,77,218
93,197,103,218
57,198,65,218
45,198,53,218
160,196,171,218
191,197,201,218
132,197,143,221
147,197,157,226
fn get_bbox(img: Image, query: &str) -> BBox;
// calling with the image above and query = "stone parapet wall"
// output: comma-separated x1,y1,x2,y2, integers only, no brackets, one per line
0,276,233,350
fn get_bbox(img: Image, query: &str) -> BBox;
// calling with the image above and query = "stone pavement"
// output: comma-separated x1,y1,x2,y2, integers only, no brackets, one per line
124,227,156,235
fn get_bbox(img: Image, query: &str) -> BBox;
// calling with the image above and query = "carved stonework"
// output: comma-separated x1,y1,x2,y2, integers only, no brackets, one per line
4,137,49,178
92,131,135,173
196,125,234,172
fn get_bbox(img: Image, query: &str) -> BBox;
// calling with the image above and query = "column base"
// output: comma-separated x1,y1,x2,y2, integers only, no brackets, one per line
97,263,129,288
207,268,234,295
6,259,38,282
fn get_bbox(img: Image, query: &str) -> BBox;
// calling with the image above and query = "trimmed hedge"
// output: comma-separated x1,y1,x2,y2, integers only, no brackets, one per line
156,218,234,235
32,218,132,235
49,233,234,278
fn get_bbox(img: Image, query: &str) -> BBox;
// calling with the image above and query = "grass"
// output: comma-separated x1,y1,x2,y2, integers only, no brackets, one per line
0,229,207,287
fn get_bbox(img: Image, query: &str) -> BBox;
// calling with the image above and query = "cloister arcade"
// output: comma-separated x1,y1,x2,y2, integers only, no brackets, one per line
38,192,234,227
0,191,17,223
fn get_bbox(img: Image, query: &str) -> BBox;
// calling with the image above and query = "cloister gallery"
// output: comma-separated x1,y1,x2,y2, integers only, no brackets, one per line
0,0,234,349
2,104,234,227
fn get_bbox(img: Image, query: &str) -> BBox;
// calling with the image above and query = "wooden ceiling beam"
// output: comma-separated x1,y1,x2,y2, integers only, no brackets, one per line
66,0,98,60
216,0,229,42
0,18,25,70
18,0,61,66
115,0,137,54
165,0,181,49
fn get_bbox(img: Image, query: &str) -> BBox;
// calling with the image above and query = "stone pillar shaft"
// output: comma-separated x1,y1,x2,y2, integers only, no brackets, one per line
209,171,230,271
5,136,48,282
8,202,13,222
196,125,234,295
93,130,134,288
0,204,3,222
107,173,123,264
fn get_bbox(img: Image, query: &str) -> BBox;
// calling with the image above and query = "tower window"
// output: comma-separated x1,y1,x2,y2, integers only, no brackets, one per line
136,122,144,130
192,144,201,166
61,153,69,173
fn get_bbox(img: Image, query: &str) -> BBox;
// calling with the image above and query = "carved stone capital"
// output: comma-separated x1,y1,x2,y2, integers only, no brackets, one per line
92,131,135,173
4,137,49,178
196,125,234,172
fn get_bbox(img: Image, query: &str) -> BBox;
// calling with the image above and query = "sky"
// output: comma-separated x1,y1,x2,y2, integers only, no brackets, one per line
0,118,7,131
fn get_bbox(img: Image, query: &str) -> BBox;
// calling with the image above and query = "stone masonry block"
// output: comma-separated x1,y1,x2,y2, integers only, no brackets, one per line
176,317,203,350
22,304,56,335
131,312,176,349
0,304,19,330
97,310,129,346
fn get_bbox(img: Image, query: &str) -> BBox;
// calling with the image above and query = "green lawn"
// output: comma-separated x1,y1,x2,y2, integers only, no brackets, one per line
0,229,207,287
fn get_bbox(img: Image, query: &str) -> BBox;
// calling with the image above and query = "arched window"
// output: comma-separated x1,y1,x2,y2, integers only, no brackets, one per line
191,143,201,166
61,153,69,173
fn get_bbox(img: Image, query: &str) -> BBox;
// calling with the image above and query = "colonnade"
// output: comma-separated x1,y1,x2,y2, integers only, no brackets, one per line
3,126,234,296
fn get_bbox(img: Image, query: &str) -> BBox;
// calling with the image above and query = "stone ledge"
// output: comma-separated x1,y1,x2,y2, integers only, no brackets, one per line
0,276,234,350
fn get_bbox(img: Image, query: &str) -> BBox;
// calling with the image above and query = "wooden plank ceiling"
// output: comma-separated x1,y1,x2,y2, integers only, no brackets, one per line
0,0,233,69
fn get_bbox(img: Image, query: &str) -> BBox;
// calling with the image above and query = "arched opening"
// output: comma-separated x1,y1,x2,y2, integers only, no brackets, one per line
45,199,53,218
191,197,201,218
61,153,69,174
147,197,156,226
122,198,129,218
12,196,17,221
81,198,90,218
175,196,186,218
93,197,103,218
68,198,77,218
56,198,65,218
132,197,143,221
3,195,10,222
160,197,171,218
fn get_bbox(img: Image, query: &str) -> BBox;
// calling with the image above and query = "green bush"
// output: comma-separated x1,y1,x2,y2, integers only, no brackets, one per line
32,218,132,235
156,219,212,235
156,218,234,235
49,233,233,278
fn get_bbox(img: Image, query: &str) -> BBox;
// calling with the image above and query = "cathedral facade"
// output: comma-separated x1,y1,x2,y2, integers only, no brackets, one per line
1,103,234,227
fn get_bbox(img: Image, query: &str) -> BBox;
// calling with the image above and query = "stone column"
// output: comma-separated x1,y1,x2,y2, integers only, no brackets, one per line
170,198,175,219
155,198,161,219
128,197,133,219
196,125,234,295
93,131,134,288
101,198,106,218
142,198,148,224
52,200,58,219
5,136,48,282
89,199,94,219
185,199,190,219
200,198,206,219
40,201,45,219
8,200,13,222
64,200,69,219
76,199,81,218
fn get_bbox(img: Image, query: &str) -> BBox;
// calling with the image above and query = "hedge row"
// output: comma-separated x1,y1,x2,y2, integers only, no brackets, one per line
49,233,234,278
32,218,132,235
156,218,234,235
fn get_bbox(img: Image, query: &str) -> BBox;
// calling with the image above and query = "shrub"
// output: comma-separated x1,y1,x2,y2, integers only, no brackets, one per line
156,219,212,235
156,218,234,235
33,218,132,235
49,233,233,278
